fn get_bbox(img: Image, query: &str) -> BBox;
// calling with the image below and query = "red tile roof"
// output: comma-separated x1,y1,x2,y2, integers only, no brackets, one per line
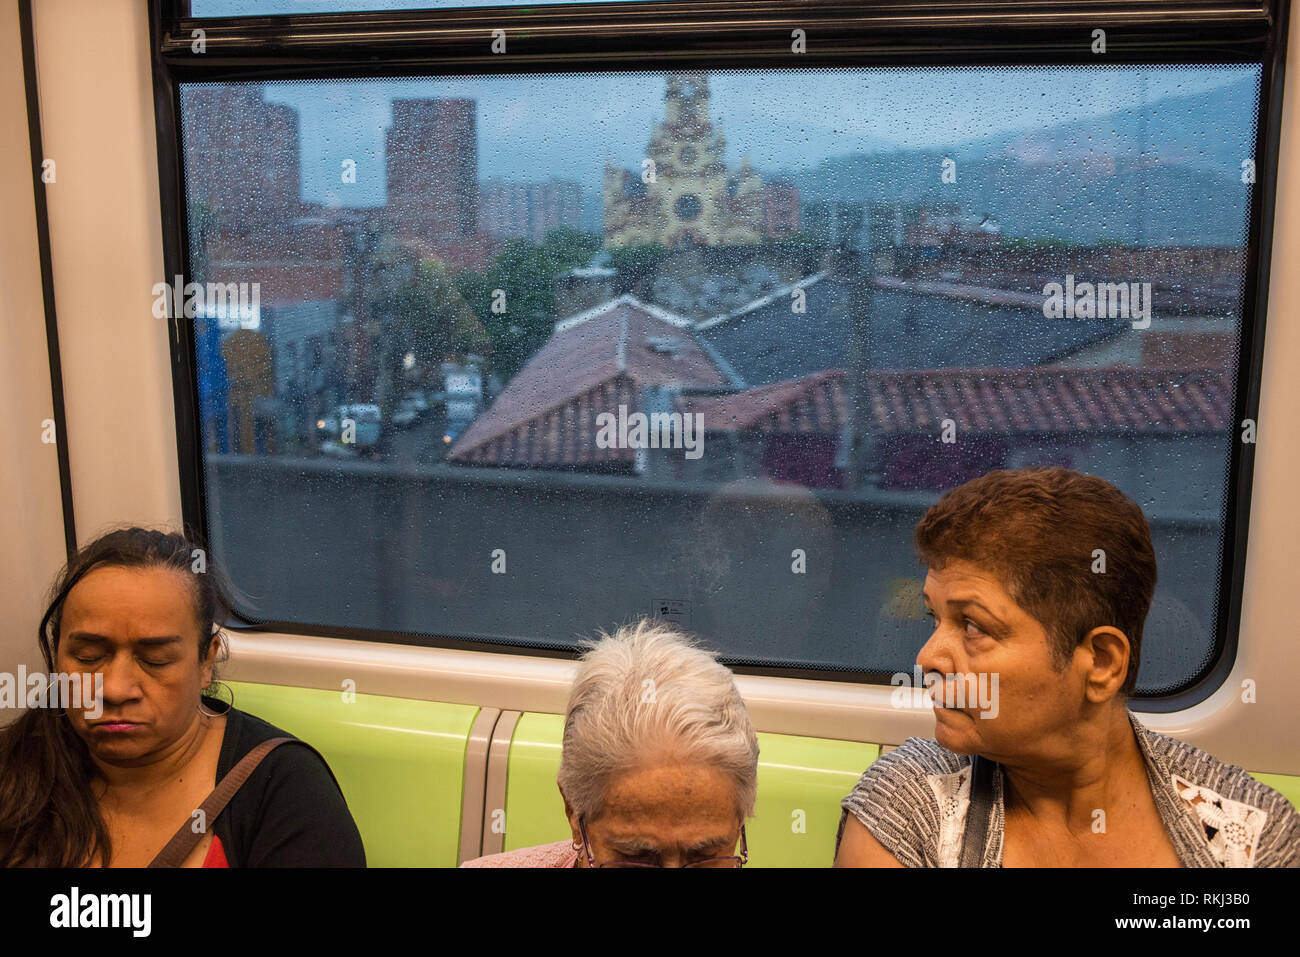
677,366,1232,435
449,297,726,467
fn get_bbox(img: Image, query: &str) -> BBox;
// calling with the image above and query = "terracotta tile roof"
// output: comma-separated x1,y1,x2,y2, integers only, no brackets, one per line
449,297,726,467
677,366,1232,435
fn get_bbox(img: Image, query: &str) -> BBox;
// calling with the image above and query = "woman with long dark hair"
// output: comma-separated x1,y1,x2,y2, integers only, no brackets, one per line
0,527,365,867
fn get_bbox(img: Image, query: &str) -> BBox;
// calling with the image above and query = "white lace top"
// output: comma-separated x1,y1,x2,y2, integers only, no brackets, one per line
838,712,1299,867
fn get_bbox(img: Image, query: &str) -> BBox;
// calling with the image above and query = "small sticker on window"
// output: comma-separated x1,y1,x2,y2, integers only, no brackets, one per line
651,598,691,627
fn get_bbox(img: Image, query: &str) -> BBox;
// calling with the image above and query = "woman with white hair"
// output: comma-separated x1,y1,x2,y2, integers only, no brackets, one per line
462,619,759,867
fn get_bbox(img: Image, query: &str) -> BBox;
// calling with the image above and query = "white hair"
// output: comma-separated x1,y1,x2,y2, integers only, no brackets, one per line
556,619,759,821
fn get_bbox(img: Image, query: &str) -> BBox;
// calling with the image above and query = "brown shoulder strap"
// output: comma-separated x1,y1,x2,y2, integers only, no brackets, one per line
148,736,299,868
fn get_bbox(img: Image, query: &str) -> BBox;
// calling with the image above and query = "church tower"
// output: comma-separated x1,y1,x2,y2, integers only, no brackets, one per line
604,71,763,249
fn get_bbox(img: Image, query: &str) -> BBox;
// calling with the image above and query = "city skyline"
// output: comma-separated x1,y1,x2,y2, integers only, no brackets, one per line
207,65,1261,210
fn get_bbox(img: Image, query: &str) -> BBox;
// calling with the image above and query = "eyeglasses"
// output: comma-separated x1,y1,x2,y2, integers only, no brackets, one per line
578,816,748,868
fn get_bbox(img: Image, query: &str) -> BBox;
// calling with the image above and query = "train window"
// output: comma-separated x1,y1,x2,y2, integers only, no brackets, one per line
173,60,1264,695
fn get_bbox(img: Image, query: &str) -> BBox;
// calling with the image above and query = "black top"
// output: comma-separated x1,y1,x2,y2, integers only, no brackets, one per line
209,704,366,867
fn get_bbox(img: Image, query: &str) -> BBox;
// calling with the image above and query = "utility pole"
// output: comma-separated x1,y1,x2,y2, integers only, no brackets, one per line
1136,74,1148,248
824,241,873,491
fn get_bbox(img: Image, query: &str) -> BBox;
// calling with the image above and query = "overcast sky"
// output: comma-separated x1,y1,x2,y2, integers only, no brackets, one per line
183,33,1255,210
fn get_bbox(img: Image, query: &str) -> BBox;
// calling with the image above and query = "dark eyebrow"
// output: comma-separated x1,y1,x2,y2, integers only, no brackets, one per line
66,632,183,647
609,834,735,855
65,632,109,644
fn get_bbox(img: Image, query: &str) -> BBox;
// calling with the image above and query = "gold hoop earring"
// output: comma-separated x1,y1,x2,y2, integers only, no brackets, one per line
200,678,234,716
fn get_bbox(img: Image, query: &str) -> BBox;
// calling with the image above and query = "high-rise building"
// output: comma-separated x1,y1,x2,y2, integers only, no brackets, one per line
386,98,479,243
182,84,302,227
480,179,585,242
183,84,348,304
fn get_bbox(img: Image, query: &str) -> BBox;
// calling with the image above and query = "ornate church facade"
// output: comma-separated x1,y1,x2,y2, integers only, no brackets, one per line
603,72,764,249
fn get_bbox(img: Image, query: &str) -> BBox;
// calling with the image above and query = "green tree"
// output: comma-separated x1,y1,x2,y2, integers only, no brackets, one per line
461,228,604,382
385,259,488,365
607,242,668,294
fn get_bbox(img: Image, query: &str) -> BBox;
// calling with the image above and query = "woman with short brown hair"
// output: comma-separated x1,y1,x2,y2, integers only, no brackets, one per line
835,467,1299,868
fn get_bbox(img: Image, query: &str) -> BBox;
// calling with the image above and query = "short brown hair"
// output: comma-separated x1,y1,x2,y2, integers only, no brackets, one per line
914,467,1156,695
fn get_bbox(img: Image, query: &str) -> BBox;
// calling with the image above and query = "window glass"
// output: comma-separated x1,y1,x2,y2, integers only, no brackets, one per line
179,65,1260,691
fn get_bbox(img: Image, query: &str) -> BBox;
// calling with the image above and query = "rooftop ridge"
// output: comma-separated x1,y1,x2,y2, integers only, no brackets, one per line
695,270,830,332
553,293,695,335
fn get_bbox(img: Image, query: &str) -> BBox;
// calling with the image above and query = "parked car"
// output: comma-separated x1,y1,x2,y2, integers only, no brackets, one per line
320,403,382,450
392,393,429,429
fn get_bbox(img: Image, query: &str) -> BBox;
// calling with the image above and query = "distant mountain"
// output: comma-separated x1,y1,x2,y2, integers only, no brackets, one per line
962,75,1260,174
779,76,1261,246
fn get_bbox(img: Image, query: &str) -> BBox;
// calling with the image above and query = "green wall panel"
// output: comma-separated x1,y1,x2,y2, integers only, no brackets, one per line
1249,771,1300,813
748,734,879,868
227,681,478,866
503,712,569,852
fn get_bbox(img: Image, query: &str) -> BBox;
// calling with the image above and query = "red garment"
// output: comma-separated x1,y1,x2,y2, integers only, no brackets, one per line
202,834,229,868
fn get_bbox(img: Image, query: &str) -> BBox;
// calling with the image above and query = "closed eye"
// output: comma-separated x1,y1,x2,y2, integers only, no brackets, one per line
618,851,657,864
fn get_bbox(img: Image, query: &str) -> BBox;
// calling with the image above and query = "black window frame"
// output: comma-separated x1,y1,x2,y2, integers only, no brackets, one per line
148,0,1292,711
